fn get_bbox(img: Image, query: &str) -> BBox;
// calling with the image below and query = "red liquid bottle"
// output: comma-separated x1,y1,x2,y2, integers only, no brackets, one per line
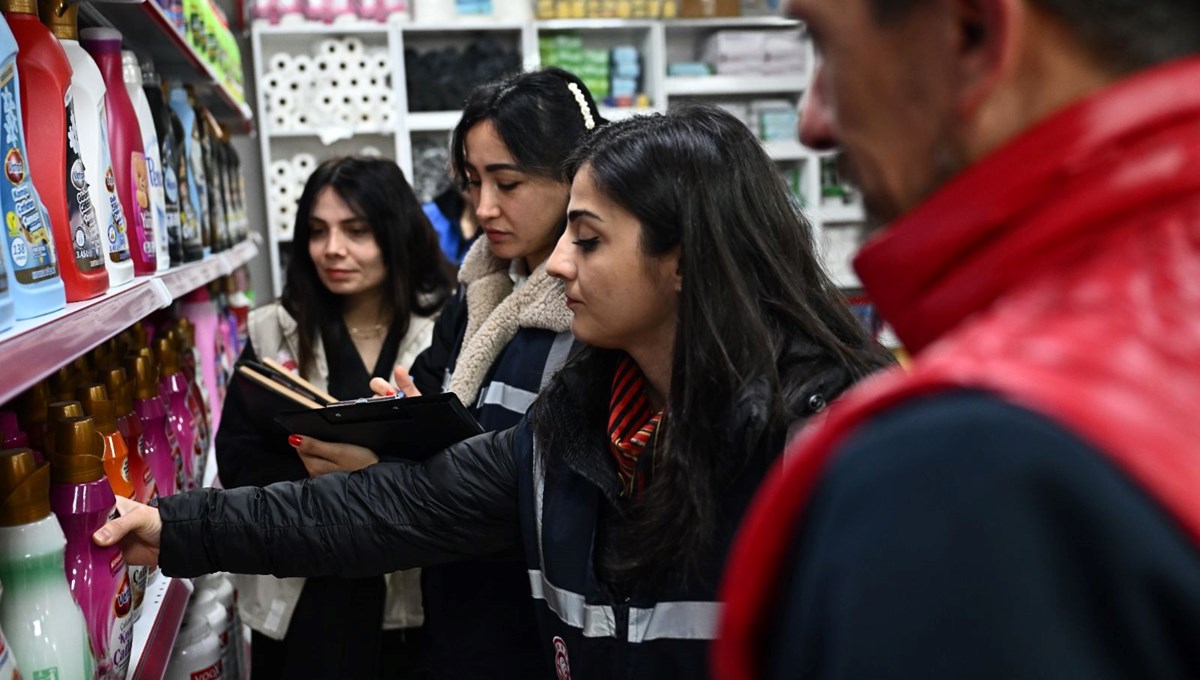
79,27,157,276
3,0,107,300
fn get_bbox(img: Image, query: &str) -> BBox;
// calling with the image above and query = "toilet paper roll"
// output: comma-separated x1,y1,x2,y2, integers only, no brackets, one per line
269,160,295,185
295,111,313,128
315,54,351,76
379,109,394,127
356,108,380,128
313,87,339,111
333,107,355,128
292,153,317,178
370,53,389,74
269,111,291,131
268,52,293,74
269,91,294,113
262,72,291,94
293,55,314,78
341,38,364,55
317,39,341,57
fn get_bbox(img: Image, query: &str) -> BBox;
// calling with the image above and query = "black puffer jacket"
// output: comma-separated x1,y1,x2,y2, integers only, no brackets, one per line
159,343,862,678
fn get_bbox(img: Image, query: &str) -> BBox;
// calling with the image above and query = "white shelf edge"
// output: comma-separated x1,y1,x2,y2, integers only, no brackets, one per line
129,575,194,680
536,18,660,30
406,111,464,131
253,19,391,34
664,75,807,96
659,16,801,29
402,20,528,32
763,140,807,161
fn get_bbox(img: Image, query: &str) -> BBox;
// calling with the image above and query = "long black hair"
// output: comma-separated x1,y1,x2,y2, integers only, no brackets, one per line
450,67,606,189
558,105,891,583
281,156,455,378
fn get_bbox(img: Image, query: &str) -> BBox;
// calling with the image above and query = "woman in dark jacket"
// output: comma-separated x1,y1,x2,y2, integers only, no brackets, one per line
96,105,892,679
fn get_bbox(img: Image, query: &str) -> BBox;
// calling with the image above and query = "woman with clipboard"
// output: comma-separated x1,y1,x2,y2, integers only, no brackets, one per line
216,156,455,679
96,106,891,678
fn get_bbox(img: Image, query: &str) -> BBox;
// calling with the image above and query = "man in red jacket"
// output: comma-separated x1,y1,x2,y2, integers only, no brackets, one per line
716,1,1200,678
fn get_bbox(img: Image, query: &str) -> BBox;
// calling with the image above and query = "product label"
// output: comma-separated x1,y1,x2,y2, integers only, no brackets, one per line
189,132,208,233
1,60,59,286
65,89,105,273
176,148,200,248
106,570,133,680
130,152,156,258
98,113,130,263
33,668,59,680
190,661,222,680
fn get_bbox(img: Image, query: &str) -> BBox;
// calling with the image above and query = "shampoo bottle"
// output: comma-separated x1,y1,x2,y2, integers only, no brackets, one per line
122,50,169,272
80,27,156,275
3,0,107,302
0,449,94,678
48,416,133,679
40,0,135,288
0,17,66,320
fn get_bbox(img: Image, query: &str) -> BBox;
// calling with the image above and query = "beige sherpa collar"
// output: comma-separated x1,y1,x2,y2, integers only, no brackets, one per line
448,238,574,402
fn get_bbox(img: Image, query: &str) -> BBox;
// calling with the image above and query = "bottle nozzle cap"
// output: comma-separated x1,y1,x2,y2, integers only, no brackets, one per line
126,355,159,401
0,449,50,526
76,383,118,434
44,401,84,456
49,417,106,484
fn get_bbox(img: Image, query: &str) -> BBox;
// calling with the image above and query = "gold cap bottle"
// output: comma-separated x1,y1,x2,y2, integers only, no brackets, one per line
44,401,85,456
50,366,77,402
37,0,77,42
16,381,51,437
154,337,181,377
77,383,118,435
0,449,50,526
126,355,159,402
48,416,106,485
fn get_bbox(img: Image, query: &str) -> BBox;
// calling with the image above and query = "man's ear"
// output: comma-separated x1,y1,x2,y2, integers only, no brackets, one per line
951,0,1024,116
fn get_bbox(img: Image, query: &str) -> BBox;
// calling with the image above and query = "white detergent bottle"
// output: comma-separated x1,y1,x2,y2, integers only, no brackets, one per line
122,50,168,271
164,592,223,680
0,449,94,678
41,0,134,287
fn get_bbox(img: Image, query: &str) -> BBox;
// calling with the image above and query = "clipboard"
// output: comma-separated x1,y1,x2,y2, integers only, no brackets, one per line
273,392,485,462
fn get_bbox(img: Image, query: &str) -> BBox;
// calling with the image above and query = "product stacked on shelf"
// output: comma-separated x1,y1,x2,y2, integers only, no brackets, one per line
251,0,537,24
539,33,648,107
263,36,395,134
164,573,246,680
0,280,249,677
403,35,520,111
266,152,315,238
0,4,253,339
153,0,245,107
535,0,675,18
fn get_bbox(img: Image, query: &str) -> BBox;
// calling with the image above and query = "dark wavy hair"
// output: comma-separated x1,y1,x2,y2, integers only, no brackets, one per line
282,156,455,378
555,105,891,583
450,66,606,188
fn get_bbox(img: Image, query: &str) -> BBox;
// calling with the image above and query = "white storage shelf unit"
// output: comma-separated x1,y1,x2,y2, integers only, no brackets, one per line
252,16,865,297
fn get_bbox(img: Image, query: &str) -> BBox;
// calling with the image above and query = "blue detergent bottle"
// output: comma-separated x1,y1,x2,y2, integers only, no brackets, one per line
0,16,65,320
167,84,207,257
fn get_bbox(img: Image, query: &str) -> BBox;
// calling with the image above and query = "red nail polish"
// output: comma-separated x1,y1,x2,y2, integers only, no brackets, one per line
289,435,303,447
386,390,397,396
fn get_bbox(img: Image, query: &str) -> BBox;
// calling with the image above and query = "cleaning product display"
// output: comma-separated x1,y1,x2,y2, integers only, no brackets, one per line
154,334,198,491
140,58,186,264
262,37,394,133
163,591,222,680
80,27,158,276
0,16,66,321
48,414,133,680
0,449,95,678
168,85,209,256
43,0,135,289
536,0,674,18
127,352,181,497
3,0,108,303
196,573,242,679
122,50,170,272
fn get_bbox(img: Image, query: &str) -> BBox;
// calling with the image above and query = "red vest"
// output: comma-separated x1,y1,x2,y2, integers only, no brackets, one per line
714,56,1200,680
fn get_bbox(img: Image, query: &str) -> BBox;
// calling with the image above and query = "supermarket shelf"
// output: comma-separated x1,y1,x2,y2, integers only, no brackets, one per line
763,139,807,161
267,126,397,140
817,202,865,224
0,239,260,407
253,20,390,34
402,20,527,32
406,110,463,131
599,105,663,121
664,74,807,96
130,576,195,680
536,18,658,30
79,1,253,132
660,16,801,29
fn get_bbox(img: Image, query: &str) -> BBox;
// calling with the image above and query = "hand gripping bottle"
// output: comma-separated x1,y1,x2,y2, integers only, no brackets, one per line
48,415,133,679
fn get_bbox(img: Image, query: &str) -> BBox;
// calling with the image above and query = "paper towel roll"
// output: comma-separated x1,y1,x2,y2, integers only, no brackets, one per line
269,160,295,184
269,111,291,131
370,53,389,74
262,72,291,94
269,91,294,113
318,39,341,57
379,109,395,127
341,37,364,55
292,153,317,178
333,108,355,128
313,87,339,112
269,52,293,73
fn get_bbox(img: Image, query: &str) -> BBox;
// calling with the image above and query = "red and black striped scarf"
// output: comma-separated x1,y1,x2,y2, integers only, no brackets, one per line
608,356,665,498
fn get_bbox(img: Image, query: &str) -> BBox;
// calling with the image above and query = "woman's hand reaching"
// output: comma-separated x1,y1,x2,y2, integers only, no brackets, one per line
93,496,162,568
